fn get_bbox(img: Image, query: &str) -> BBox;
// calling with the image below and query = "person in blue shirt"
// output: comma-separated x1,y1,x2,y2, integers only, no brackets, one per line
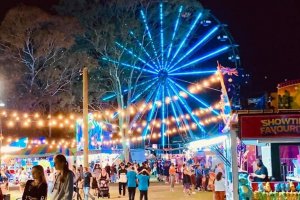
137,170,150,200
127,165,137,200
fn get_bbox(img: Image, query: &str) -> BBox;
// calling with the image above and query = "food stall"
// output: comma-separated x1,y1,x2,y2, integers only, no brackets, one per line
238,112,300,198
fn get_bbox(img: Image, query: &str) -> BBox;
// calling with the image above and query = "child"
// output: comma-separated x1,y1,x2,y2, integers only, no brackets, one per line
137,169,150,200
214,172,225,200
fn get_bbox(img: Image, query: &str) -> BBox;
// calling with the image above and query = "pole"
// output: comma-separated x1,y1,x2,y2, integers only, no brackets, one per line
83,67,89,168
230,128,239,200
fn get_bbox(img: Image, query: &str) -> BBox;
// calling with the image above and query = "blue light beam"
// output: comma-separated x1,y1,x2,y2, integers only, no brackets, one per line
129,84,160,129
102,78,158,101
161,84,166,147
169,70,217,76
166,86,194,140
115,42,159,72
168,79,219,115
169,45,232,73
141,10,161,68
160,3,164,68
166,6,183,64
168,26,220,71
142,85,161,136
166,12,203,69
129,31,160,69
131,79,158,103
102,57,157,75
168,80,206,134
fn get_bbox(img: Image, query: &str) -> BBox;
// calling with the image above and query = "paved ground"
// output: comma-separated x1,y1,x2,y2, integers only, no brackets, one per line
3,182,213,200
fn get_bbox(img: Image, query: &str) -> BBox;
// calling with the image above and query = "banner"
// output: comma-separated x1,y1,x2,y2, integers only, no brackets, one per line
240,114,300,139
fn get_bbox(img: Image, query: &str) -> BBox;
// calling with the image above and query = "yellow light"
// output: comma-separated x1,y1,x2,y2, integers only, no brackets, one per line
65,119,69,124
23,121,29,127
152,134,157,139
34,113,39,118
70,124,75,129
37,120,44,127
129,107,135,115
23,113,29,118
7,138,12,142
28,145,32,149
58,115,63,120
59,123,64,128
70,114,75,120
47,115,51,119
137,127,142,133
2,111,7,116
142,121,147,127
196,84,202,90
165,96,171,104
179,91,187,98
7,121,14,127
203,81,209,87
189,86,196,93
210,77,216,82
12,112,18,117
49,145,53,149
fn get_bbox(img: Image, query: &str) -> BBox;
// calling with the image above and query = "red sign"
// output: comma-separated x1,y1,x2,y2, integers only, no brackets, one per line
240,114,300,139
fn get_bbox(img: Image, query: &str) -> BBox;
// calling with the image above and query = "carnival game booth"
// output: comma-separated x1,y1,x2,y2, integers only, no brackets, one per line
238,112,300,198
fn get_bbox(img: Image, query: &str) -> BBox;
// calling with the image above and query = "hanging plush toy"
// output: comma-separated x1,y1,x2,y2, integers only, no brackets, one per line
296,182,300,192
275,183,282,192
286,183,291,192
258,183,265,192
238,173,253,200
265,182,272,193
290,182,296,192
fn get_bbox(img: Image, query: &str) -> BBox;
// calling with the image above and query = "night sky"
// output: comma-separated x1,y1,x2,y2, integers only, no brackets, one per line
1,0,300,96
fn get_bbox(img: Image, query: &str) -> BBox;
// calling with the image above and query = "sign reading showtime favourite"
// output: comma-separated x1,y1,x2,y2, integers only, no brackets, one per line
240,114,300,139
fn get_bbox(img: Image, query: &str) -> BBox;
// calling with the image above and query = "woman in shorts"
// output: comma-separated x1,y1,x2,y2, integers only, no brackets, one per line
182,164,191,196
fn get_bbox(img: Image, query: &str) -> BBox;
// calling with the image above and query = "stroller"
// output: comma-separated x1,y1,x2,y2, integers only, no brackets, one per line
98,179,110,198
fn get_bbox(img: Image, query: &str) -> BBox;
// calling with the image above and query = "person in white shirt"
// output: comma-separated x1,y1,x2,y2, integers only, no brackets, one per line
214,172,225,200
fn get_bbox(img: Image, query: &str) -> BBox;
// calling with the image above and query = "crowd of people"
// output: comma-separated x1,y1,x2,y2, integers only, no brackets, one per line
0,155,227,200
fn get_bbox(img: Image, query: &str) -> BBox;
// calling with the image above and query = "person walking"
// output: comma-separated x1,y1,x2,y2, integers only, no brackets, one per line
169,163,176,192
214,172,225,200
74,168,83,200
82,167,95,200
127,165,137,200
182,165,191,196
50,154,74,200
137,169,150,200
118,163,127,198
22,165,47,200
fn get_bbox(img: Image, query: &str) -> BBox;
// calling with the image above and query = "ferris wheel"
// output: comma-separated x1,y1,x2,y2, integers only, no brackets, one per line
102,2,240,146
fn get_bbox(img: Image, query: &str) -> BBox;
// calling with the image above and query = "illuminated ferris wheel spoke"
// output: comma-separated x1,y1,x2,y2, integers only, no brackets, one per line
167,12,203,69
102,78,157,101
161,84,166,146
140,10,161,68
169,45,232,73
166,6,183,64
129,31,160,69
169,69,217,76
115,42,159,72
142,85,162,137
102,57,157,74
159,3,164,68
131,79,158,103
129,84,160,129
168,81,206,135
169,78,219,115
167,25,221,71
166,86,193,139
